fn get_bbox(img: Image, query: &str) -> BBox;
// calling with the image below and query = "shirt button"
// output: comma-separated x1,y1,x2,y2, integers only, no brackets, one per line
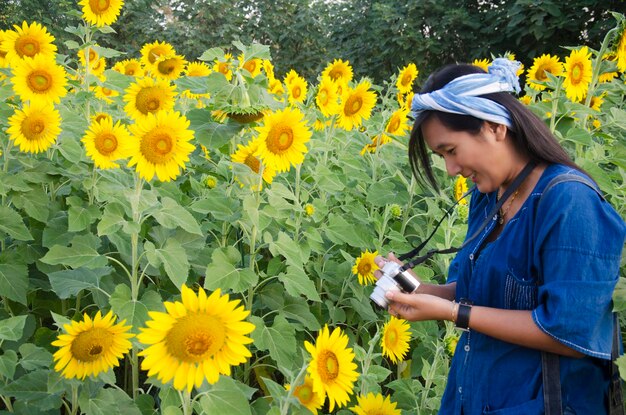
464,345,470,352
458,387,463,394
469,253,474,260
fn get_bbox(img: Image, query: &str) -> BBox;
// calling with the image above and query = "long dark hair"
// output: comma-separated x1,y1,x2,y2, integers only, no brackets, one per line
408,64,581,190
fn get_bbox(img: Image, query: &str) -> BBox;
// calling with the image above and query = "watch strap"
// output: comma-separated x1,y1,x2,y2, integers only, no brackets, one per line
455,299,473,331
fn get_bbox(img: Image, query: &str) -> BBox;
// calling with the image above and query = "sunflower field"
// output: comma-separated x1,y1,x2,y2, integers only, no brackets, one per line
0,1,625,414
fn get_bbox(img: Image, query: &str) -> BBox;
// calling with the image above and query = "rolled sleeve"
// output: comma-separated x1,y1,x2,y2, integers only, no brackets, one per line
532,181,625,359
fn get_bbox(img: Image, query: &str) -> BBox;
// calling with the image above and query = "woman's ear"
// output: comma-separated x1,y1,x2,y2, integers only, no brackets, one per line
485,121,508,142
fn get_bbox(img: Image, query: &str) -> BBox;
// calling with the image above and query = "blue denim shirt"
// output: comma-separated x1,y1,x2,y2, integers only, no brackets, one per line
440,164,626,415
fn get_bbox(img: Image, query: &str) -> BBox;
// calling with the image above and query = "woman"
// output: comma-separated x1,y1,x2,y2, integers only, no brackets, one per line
375,59,626,414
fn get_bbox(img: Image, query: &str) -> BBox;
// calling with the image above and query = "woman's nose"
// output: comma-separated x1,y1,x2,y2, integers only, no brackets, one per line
445,158,461,176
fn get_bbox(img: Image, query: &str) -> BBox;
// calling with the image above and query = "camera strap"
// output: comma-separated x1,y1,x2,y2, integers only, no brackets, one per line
398,161,537,270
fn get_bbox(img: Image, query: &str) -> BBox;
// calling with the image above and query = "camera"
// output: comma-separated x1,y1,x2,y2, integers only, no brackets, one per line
370,261,420,309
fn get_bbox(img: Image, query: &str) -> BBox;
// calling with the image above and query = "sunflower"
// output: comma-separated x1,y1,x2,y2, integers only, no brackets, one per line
123,77,177,120
77,46,99,68
598,53,618,83
231,137,276,187
52,310,133,380
92,112,112,124
262,59,275,80
304,325,359,411
351,392,401,415
238,54,262,77
95,85,119,103
88,57,107,78
140,40,176,69
185,61,212,77
443,331,460,357
268,78,285,96
384,107,410,138
304,203,315,217
283,69,299,86
11,54,68,104
381,316,411,363
526,54,563,91
398,90,414,111
1,21,57,65
128,110,195,182
287,75,308,105
396,63,418,94
519,95,532,105
337,80,377,131
352,250,379,285
454,175,469,205
153,54,187,81
112,58,144,77
7,101,61,153
285,375,325,415
255,107,311,173
0,30,10,68
563,47,593,103
79,0,124,27
82,117,132,169
587,94,604,111
322,59,354,84
616,26,626,73
472,58,490,73
213,53,233,81
360,135,391,155
316,76,340,117
138,285,255,392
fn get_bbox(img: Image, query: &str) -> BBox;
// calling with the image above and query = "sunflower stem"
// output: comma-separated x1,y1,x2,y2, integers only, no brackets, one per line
584,27,618,108
280,362,308,415
180,390,193,415
70,383,79,415
549,77,563,134
359,331,381,396
419,343,443,411
400,174,416,236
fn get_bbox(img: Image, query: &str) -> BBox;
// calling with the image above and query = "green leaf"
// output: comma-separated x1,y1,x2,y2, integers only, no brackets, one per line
68,202,101,232
324,214,373,248
48,267,112,299
199,376,253,415
268,232,310,269
277,266,321,302
315,165,345,193
0,315,28,341
0,370,61,411
11,188,50,223
0,206,33,241
0,263,28,305
0,350,18,380
40,234,108,269
145,239,190,288
204,247,259,293
152,197,202,235
80,387,142,415
249,315,296,370
97,202,127,236
109,285,164,332
191,188,241,221
18,344,53,371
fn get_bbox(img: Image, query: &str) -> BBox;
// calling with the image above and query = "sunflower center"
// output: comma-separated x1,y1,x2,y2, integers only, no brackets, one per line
22,117,45,140
571,63,583,84
345,95,363,116
388,117,400,133
537,66,548,81
27,70,52,93
401,73,412,87
158,59,176,75
244,154,261,174
318,350,339,381
244,61,257,73
89,0,111,13
295,384,314,404
328,69,343,81
70,327,113,362
292,86,301,99
94,114,110,123
165,314,226,363
266,126,294,154
135,87,162,114
126,68,135,75
357,261,372,275
318,89,329,105
386,328,398,346
16,37,40,58
101,87,113,96
140,131,174,164
95,132,118,155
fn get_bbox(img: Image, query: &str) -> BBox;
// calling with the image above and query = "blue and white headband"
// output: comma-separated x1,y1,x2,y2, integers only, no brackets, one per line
410,58,522,128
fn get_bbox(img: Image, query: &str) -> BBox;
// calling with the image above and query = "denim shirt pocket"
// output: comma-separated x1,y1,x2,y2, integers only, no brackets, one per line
482,395,544,415
504,268,538,310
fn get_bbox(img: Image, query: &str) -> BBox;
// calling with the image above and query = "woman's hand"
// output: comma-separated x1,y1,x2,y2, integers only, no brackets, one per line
385,290,452,322
373,252,420,281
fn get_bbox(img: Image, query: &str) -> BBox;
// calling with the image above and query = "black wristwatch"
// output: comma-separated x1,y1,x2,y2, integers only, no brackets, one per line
455,299,473,331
